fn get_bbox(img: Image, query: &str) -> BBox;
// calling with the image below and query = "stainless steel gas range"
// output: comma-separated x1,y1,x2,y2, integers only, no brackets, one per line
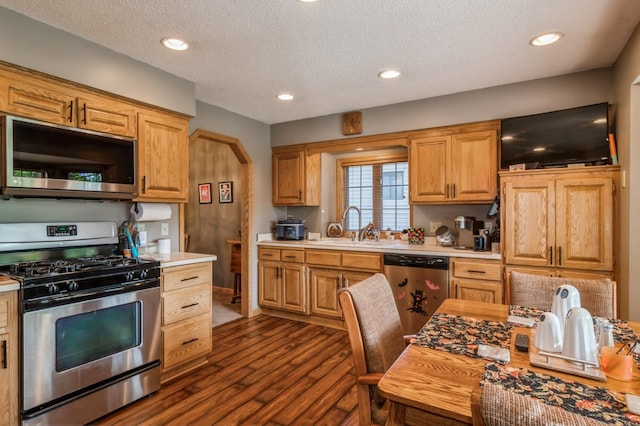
0,222,161,426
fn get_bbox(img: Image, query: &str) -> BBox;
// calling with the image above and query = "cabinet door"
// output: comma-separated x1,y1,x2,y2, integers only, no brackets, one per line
0,292,18,426
77,96,136,137
503,178,555,267
258,261,281,309
309,269,343,318
409,135,450,203
342,271,374,287
450,130,497,202
136,111,189,202
272,150,305,205
282,263,308,313
0,76,75,125
453,279,503,304
555,177,614,271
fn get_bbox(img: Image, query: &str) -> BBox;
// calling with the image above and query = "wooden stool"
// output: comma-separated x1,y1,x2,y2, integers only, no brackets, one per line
228,241,241,304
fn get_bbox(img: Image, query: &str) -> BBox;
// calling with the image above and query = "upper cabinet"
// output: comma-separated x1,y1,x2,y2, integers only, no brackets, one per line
135,111,189,202
501,167,617,273
0,68,137,138
272,148,320,206
409,122,498,204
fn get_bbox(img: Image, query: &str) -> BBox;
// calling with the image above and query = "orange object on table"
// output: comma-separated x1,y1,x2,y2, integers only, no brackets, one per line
600,345,634,381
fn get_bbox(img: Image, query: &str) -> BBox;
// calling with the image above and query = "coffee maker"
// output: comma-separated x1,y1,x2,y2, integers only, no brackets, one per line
454,216,489,250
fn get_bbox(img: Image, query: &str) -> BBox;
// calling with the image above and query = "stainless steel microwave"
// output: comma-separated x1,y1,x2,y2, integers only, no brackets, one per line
1,115,136,199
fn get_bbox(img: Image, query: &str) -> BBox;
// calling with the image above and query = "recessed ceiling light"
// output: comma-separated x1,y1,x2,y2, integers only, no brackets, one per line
378,70,400,79
161,37,189,51
529,32,563,47
277,93,294,101
533,147,546,152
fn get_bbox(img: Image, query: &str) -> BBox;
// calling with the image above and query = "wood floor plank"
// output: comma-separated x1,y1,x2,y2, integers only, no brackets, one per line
92,315,361,426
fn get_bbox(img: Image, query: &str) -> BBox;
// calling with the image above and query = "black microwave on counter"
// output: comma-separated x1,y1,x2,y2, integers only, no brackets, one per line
1,115,136,199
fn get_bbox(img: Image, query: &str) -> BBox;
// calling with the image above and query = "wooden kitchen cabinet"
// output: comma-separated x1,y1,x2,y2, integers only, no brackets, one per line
0,67,137,137
306,249,382,318
409,122,498,204
272,148,320,206
501,167,617,273
136,110,189,202
450,258,502,304
258,247,307,314
160,261,213,383
0,290,18,426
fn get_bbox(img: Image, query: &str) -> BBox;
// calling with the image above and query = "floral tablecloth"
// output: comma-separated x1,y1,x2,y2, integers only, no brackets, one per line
413,312,513,359
482,362,640,425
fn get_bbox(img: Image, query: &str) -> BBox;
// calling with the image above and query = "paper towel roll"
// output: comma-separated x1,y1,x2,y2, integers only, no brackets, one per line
158,238,171,254
131,203,172,222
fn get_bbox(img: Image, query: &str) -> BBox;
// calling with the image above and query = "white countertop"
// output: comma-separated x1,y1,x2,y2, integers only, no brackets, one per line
257,238,501,260
0,275,20,292
142,252,218,268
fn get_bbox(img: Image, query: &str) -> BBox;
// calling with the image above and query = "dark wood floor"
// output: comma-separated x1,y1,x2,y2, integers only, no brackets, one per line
93,315,360,425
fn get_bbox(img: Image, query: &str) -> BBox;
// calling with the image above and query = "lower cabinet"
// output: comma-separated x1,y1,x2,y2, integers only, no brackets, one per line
0,290,18,426
309,269,373,318
450,257,503,304
161,261,213,383
258,247,307,313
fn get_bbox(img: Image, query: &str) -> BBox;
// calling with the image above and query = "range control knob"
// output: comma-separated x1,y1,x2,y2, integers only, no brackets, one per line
67,281,79,292
47,284,59,295
125,272,134,282
140,269,148,280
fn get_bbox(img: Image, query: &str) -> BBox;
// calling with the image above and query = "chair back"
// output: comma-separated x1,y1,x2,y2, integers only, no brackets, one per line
339,273,406,425
509,271,617,318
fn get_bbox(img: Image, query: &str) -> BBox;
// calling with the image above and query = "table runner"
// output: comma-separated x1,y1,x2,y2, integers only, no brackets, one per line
482,362,640,425
413,312,513,359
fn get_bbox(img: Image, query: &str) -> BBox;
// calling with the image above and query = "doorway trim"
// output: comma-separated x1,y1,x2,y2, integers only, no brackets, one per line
180,128,253,318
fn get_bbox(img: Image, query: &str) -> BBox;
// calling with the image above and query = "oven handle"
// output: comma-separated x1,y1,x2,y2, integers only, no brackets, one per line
23,279,160,312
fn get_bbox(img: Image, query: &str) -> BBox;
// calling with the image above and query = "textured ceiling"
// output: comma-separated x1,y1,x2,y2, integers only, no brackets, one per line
1,0,639,124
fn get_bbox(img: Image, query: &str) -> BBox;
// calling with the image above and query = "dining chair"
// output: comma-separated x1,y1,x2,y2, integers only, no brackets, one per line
338,273,408,425
509,271,617,319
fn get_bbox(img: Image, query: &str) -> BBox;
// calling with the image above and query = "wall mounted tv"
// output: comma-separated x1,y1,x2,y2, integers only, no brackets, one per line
500,103,611,170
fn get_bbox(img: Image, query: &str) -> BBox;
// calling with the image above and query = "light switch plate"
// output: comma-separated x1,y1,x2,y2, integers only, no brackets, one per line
430,222,441,233
161,223,169,236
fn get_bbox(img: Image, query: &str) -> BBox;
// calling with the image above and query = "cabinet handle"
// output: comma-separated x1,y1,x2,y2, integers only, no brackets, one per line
1,340,6,369
180,275,199,282
82,103,87,124
453,183,456,199
467,269,486,274
182,338,199,346
558,247,562,266
277,266,282,278
142,176,146,194
181,302,199,309
549,246,553,265
262,253,274,257
284,255,297,259
455,284,458,298
298,190,302,200
68,100,74,122
445,184,450,198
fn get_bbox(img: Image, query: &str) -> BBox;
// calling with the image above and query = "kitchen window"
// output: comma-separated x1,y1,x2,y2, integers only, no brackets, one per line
337,154,409,232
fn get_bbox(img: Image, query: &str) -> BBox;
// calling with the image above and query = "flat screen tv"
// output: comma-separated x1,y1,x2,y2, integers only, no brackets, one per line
500,103,611,170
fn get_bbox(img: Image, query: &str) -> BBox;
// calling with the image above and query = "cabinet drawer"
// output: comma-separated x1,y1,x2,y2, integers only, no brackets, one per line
452,259,500,281
259,247,281,261
163,284,211,325
162,263,212,292
342,252,382,271
162,314,211,370
281,249,304,263
306,249,341,267
0,296,7,329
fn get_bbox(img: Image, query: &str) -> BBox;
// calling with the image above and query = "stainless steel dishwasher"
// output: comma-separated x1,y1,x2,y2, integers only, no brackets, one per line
383,253,449,335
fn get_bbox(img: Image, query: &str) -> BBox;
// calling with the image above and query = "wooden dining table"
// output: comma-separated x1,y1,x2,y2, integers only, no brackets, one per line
377,298,640,425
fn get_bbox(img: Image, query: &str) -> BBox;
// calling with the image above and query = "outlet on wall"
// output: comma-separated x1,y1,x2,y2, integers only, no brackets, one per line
161,223,169,236
429,222,442,233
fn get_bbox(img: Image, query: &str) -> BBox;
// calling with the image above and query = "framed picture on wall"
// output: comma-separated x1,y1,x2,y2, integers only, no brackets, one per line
198,183,212,204
218,181,233,203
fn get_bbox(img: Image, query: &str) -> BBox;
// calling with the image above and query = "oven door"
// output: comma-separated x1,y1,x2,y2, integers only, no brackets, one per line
22,285,161,412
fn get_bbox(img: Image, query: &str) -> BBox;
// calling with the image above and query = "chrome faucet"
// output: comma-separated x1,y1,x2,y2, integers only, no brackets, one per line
341,205,365,241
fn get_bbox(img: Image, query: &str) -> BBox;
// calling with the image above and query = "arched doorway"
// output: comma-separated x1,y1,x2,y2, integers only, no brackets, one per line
179,129,253,318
